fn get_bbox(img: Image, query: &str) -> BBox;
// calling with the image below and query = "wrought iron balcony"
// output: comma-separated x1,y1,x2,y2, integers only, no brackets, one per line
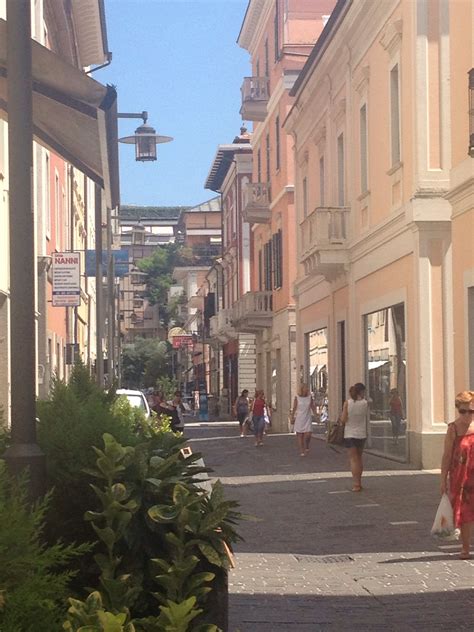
300,206,350,281
232,291,273,332
242,182,271,224
240,76,269,122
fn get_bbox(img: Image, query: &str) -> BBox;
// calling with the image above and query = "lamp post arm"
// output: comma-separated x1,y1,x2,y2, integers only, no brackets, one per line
117,111,148,124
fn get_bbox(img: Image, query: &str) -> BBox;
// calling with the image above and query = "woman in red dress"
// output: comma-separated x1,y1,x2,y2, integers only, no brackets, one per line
440,390,474,559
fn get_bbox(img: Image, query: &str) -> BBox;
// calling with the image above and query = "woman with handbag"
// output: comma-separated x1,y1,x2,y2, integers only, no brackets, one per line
250,390,267,447
340,383,368,492
440,390,474,559
291,383,317,456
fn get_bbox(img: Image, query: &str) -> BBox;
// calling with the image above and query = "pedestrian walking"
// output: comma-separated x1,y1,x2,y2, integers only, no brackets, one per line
250,389,267,447
340,382,368,492
233,389,250,437
389,388,404,442
170,390,185,432
290,383,317,456
440,390,474,559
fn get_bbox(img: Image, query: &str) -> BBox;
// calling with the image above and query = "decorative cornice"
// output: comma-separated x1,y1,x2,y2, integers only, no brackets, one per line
237,0,272,53
379,18,403,57
354,65,370,95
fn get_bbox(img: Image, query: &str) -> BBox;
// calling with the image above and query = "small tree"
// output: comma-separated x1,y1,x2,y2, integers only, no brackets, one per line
121,338,171,389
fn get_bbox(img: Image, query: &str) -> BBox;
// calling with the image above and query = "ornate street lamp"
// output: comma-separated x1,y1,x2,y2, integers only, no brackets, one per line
118,111,173,162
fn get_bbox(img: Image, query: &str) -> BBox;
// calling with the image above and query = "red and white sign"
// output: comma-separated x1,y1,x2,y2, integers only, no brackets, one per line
172,335,194,349
52,251,81,307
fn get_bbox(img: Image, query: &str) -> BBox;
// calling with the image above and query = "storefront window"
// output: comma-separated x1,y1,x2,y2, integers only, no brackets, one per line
305,328,328,425
364,303,407,460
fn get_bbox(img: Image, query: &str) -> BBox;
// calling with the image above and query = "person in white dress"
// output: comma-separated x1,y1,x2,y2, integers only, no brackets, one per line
340,382,368,491
291,383,317,456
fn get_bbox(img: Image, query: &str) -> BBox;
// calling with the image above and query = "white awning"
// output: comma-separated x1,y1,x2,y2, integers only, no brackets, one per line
368,360,390,370
0,18,119,208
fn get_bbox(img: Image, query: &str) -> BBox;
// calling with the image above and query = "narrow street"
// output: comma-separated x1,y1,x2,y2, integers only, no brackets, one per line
187,423,474,632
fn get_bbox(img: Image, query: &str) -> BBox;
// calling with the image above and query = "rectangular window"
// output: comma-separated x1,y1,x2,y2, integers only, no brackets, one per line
45,153,51,239
258,249,263,291
265,133,270,182
264,38,269,77
365,303,406,460
306,328,328,397
257,148,262,183
275,116,280,171
319,156,325,206
390,64,401,165
256,60,260,78
272,230,283,289
337,133,345,206
360,104,368,193
55,173,60,249
302,176,308,218
274,0,280,62
264,241,273,291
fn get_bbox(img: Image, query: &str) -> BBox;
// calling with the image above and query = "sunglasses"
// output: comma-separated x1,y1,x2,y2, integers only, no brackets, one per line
458,409,474,415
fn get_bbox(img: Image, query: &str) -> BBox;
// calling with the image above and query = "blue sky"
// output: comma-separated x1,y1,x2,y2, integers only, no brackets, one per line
99,0,250,207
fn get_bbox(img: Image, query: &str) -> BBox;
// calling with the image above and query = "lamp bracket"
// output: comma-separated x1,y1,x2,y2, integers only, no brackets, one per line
117,111,148,124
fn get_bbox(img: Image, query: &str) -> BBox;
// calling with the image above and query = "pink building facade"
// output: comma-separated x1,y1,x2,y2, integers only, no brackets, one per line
234,0,337,431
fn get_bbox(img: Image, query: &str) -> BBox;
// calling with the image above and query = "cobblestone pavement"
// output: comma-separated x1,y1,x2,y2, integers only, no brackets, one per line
186,422,474,632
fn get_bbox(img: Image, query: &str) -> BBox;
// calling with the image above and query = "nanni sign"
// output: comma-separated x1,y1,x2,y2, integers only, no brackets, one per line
52,252,81,307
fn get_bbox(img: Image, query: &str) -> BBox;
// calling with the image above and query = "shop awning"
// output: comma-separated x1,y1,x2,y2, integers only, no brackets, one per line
368,360,390,371
0,18,119,208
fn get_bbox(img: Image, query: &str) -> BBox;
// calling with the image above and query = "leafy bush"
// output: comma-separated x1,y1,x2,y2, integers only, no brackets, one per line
0,462,89,632
78,429,241,629
36,363,141,565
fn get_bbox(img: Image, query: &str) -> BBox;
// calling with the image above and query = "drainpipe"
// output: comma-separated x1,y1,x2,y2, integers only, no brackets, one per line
95,183,104,387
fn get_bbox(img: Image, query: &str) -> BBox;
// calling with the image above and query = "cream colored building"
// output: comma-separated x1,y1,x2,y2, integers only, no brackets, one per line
285,0,474,468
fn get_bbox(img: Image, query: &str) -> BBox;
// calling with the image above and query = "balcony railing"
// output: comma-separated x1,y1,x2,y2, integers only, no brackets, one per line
232,291,273,332
240,76,269,122
242,182,271,224
300,206,350,281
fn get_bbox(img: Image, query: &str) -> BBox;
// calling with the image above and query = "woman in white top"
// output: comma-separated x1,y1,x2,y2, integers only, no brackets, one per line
291,383,317,456
340,382,368,492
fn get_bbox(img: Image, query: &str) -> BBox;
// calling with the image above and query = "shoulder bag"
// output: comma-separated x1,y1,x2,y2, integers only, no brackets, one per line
327,417,345,446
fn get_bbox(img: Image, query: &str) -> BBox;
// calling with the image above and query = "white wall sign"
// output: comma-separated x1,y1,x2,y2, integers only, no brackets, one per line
52,251,81,307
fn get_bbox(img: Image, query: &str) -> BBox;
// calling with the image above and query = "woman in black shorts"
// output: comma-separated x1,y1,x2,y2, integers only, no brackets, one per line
340,383,368,492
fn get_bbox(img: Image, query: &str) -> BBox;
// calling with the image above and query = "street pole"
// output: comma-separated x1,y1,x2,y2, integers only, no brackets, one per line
106,206,115,386
4,0,45,497
95,183,104,387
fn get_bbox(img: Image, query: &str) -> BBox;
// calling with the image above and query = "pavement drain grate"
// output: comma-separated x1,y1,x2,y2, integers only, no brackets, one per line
293,554,354,564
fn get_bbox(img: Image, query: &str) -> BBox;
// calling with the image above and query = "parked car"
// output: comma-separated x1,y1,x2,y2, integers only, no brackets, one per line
116,388,151,418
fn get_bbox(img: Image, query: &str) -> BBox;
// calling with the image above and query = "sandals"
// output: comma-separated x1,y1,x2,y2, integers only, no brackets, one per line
459,551,472,560
352,485,363,492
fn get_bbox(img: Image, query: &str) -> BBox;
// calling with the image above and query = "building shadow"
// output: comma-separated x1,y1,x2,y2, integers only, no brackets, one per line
228,588,474,631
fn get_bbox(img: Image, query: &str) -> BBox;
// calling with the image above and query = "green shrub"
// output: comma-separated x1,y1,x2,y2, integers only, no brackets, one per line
36,363,141,574
0,461,89,632
80,429,240,629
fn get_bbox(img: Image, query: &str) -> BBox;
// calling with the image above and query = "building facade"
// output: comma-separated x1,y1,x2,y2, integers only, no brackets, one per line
118,205,184,343
171,197,222,410
235,0,336,431
285,0,473,468
0,0,115,418
205,128,257,414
